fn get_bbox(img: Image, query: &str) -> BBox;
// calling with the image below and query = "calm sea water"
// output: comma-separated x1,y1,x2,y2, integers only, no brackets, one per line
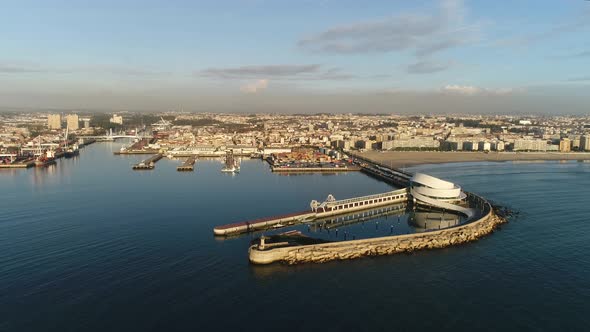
1,142,589,331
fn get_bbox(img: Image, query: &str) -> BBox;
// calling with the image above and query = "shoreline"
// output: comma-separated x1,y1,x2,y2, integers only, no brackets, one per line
358,151,590,169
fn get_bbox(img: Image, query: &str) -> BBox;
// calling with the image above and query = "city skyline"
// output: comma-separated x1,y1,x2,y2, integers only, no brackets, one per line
1,0,590,113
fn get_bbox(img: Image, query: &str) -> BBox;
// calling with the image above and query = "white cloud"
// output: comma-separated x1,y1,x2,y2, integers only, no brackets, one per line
297,0,478,58
440,85,517,96
240,79,268,93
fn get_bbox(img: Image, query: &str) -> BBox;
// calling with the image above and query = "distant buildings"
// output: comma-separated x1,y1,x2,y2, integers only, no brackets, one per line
559,138,571,152
581,135,590,151
47,114,61,129
110,114,123,125
513,139,549,151
66,114,79,130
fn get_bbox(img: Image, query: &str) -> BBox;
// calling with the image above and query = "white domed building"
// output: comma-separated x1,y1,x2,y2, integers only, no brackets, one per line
409,173,475,218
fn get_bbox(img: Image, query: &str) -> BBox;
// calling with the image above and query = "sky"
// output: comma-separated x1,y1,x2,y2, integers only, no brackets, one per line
1,0,589,114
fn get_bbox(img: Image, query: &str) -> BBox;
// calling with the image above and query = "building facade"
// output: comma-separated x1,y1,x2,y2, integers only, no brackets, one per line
47,114,61,129
66,114,79,130
581,135,590,151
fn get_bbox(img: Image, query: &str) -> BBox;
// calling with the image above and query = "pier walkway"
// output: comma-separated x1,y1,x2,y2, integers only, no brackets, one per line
214,155,477,236
132,154,163,170
213,188,409,236
177,156,196,171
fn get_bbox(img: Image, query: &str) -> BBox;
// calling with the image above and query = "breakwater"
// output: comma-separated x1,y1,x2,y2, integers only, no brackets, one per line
213,188,409,236
249,193,504,264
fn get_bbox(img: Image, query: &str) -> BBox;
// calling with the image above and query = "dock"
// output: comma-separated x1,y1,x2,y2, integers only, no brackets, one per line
214,211,316,236
0,159,35,168
271,165,360,172
213,188,409,236
177,156,196,171
132,154,163,170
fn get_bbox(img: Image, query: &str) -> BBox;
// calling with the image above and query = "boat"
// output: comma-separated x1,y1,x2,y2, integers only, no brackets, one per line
33,136,56,167
221,150,240,173
64,144,79,158
63,127,79,158
34,150,57,167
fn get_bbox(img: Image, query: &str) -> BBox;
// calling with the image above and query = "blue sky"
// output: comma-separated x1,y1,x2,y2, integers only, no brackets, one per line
1,0,589,113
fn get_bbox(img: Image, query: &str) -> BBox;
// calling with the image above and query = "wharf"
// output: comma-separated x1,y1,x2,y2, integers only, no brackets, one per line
214,211,316,236
271,165,360,172
0,159,35,168
132,154,163,170
115,150,159,155
213,188,409,236
177,156,196,171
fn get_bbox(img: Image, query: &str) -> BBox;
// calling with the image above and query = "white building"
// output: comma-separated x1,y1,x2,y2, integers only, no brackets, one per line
66,114,79,130
410,173,475,218
47,114,61,129
110,114,123,125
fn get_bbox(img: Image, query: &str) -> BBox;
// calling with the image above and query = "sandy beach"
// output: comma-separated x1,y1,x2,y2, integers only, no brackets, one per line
358,151,590,169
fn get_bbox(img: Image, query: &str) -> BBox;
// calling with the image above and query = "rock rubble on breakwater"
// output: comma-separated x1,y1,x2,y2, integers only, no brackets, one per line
249,197,507,265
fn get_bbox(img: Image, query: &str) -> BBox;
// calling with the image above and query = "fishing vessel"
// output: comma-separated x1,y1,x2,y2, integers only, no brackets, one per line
221,150,240,173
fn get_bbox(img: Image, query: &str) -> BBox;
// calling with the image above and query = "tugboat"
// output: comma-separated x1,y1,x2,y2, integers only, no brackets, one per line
221,150,240,173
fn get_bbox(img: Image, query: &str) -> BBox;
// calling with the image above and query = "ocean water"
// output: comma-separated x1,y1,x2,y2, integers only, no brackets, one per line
1,142,589,331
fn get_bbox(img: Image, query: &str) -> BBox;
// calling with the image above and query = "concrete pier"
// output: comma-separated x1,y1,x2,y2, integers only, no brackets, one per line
213,188,409,236
132,154,163,170
271,166,360,172
213,211,316,236
177,156,196,171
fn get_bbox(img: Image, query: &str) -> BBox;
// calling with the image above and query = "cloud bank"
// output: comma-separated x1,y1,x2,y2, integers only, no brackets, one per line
297,0,477,58
240,79,268,93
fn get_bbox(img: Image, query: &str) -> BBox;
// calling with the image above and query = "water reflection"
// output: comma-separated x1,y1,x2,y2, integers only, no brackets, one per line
408,210,462,232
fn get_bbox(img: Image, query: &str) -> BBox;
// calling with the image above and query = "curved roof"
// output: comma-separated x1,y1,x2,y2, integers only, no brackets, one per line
411,173,456,190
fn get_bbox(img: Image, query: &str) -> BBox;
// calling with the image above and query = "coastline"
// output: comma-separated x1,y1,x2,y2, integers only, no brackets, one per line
358,151,590,169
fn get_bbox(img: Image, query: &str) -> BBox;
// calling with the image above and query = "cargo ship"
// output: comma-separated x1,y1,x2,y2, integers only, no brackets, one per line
64,144,79,158
35,150,56,167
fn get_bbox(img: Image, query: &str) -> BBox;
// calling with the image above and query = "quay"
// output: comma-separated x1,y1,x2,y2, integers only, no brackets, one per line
249,195,505,265
214,211,316,236
349,152,413,187
132,154,163,170
0,159,35,168
271,165,360,172
212,154,501,264
116,149,159,155
177,156,196,171
213,188,409,236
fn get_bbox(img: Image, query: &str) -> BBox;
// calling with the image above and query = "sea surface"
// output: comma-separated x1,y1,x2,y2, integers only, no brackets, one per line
1,142,589,331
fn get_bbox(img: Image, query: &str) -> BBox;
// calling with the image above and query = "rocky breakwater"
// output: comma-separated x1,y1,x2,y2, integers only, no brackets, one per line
249,200,507,265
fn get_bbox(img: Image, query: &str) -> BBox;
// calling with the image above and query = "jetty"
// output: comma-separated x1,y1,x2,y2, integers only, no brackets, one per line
271,165,360,172
132,154,163,170
211,154,505,265
0,159,35,168
213,188,409,236
177,156,196,171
